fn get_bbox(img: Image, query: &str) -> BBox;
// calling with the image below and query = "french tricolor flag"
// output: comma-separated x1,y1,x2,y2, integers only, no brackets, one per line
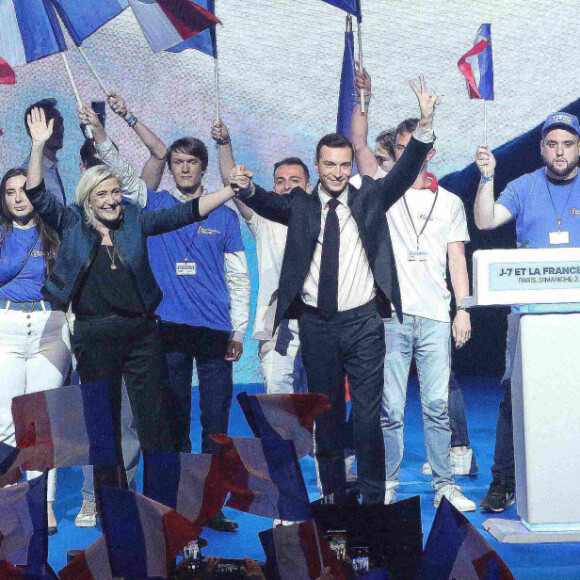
0,474,47,569
260,521,346,580
143,449,228,529
458,24,494,100
213,435,312,521
9,381,117,473
127,0,221,53
59,536,113,580
98,487,200,579
237,393,330,458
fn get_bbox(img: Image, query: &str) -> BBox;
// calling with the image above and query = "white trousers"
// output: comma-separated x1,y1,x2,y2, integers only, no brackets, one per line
258,321,307,394
0,307,71,501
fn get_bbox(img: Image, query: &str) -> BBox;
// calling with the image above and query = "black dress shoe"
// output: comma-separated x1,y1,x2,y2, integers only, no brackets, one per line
48,525,58,536
203,511,238,532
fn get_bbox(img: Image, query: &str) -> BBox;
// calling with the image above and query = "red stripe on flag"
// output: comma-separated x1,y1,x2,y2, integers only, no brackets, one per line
12,391,55,471
161,509,199,568
0,559,24,580
156,0,220,42
0,57,15,85
212,434,255,513
457,39,490,99
59,551,96,580
290,394,332,431
195,454,228,525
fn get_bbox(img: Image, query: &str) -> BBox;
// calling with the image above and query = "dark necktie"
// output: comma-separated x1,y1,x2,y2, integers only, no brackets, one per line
317,198,340,317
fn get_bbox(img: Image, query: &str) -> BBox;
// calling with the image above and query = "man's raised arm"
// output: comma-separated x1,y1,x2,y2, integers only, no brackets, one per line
473,145,512,230
211,120,254,222
351,65,380,178
373,75,437,210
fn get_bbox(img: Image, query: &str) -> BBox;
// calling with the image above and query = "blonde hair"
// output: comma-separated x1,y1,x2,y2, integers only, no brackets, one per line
74,165,122,229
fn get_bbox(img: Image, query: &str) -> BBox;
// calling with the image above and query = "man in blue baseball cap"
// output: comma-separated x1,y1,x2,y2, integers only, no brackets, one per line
473,111,580,512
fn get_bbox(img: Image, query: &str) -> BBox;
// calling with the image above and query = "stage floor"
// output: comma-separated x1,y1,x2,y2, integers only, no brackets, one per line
48,376,580,579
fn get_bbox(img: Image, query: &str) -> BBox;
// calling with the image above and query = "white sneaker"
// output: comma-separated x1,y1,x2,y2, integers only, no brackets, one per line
384,488,397,505
434,484,476,512
422,449,478,476
75,500,97,528
345,451,357,482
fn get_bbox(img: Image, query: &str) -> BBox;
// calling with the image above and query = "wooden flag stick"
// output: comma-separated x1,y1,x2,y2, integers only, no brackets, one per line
214,56,220,122
78,46,110,96
60,52,92,138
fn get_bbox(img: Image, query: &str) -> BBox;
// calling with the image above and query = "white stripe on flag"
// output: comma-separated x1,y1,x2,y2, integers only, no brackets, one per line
0,481,36,566
0,0,27,67
272,525,312,580
85,536,114,580
136,494,172,578
46,386,92,468
176,454,212,520
127,0,184,53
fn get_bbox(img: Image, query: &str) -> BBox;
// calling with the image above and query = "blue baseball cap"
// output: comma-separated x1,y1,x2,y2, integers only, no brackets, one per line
542,112,580,137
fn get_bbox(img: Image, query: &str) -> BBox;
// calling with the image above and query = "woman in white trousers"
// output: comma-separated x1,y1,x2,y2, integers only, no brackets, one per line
0,167,71,535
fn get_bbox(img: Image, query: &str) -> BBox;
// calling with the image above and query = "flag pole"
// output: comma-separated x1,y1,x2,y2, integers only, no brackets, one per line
484,99,488,144
312,521,325,577
60,52,92,138
356,17,365,113
78,46,110,95
213,16,221,123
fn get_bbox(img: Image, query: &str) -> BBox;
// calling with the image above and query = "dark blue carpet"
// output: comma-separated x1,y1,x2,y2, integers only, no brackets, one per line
48,376,580,579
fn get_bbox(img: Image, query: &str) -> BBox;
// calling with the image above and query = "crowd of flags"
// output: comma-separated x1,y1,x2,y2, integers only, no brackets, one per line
0,382,514,579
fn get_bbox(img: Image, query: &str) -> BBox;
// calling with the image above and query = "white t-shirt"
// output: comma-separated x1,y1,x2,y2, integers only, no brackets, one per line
247,212,298,340
385,171,469,322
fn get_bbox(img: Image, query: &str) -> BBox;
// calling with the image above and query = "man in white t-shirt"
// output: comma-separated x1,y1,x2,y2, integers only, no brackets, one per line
212,122,310,394
350,68,476,512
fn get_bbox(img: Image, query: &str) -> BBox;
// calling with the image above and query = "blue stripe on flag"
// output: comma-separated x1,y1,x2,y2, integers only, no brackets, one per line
0,442,20,476
99,486,149,579
261,437,312,521
336,28,356,139
12,0,66,63
143,450,181,510
476,24,494,100
50,0,126,47
80,381,117,467
320,0,361,19
166,0,217,57
25,473,48,573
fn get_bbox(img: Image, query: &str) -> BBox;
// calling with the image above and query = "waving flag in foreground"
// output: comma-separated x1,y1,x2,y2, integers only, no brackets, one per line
166,0,217,57
127,0,220,53
0,56,15,85
336,15,356,139
59,536,112,580
237,393,330,458
213,435,311,521
419,497,514,580
0,474,47,569
7,381,116,474
98,487,199,579
260,521,346,580
316,0,361,18
143,449,228,528
458,24,494,100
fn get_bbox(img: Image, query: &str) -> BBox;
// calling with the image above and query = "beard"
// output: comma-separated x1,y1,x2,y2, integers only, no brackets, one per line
546,157,578,179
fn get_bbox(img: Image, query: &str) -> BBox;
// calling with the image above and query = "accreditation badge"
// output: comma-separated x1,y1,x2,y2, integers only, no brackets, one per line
549,230,570,245
408,250,429,261
176,262,197,276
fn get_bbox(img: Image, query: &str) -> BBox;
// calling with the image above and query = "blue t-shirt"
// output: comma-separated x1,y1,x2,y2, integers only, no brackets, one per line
0,226,46,301
497,168,580,248
146,190,244,330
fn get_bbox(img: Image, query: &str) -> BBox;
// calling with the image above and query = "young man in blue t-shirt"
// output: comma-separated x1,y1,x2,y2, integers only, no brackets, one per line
80,98,250,532
474,111,580,513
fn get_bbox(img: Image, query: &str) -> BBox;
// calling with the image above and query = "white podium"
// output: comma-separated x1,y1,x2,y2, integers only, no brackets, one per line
471,248,580,544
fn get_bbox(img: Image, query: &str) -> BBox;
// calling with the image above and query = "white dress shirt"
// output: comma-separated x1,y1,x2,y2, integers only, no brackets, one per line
301,186,376,311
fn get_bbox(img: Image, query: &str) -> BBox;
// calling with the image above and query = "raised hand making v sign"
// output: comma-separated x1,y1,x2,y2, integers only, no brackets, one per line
410,74,439,131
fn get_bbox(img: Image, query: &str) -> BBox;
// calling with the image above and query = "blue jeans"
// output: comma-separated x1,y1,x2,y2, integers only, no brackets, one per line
449,373,470,448
381,315,453,490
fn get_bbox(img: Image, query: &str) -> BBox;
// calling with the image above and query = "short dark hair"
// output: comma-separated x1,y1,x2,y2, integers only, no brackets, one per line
395,118,419,139
273,157,310,182
24,98,61,136
80,139,101,169
315,133,354,161
167,137,208,171
375,128,397,160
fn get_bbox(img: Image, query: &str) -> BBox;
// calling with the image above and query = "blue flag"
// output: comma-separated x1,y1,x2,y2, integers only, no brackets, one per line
319,0,361,19
336,25,356,139
167,0,217,57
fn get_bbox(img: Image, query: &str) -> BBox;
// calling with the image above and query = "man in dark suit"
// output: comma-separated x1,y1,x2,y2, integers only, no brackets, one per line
230,78,438,504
